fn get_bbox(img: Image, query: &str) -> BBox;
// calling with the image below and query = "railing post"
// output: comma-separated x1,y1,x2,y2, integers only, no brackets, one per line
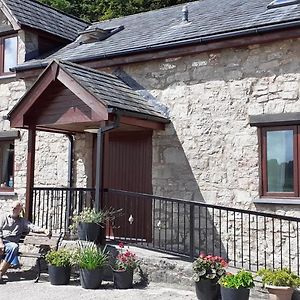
66,189,72,233
190,203,195,259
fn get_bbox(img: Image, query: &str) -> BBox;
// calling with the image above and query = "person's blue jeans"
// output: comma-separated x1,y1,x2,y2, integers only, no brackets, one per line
1,240,19,266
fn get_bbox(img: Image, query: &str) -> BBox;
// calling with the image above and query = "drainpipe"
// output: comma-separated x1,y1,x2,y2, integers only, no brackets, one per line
65,133,74,233
95,115,120,212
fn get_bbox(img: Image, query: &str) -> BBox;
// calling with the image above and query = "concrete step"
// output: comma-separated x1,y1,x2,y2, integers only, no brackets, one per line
130,246,269,299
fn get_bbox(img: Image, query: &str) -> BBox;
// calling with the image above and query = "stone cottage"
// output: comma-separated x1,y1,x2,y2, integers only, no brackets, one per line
1,0,300,269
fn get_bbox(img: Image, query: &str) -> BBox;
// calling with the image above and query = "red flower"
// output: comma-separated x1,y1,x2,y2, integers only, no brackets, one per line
118,242,124,249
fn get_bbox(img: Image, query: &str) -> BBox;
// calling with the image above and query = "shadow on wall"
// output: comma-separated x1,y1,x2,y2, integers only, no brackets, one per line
152,122,227,259
153,122,204,202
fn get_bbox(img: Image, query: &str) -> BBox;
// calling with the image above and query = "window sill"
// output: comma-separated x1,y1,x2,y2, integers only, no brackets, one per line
0,73,16,80
254,198,300,205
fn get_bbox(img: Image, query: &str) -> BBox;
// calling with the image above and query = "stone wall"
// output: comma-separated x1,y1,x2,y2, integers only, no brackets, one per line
0,23,70,213
122,37,300,216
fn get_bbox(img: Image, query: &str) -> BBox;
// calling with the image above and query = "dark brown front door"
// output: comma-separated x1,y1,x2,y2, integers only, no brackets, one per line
102,130,153,241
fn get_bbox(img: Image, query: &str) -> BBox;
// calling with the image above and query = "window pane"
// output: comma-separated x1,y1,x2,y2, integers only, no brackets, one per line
0,141,14,188
267,130,294,193
3,36,17,73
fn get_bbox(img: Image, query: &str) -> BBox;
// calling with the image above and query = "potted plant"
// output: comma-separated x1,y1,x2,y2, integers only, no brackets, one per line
219,270,254,300
45,248,73,285
74,245,108,289
192,253,228,300
113,242,140,289
70,208,118,243
257,268,300,300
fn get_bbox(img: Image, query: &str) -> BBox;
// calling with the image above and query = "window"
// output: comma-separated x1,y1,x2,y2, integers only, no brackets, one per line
267,0,300,9
260,126,300,197
0,140,14,190
0,35,17,75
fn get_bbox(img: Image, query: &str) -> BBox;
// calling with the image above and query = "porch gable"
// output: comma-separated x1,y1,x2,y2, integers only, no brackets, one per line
7,60,168,133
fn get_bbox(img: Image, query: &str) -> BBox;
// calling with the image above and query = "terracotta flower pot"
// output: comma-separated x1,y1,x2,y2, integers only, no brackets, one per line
195,279,220,300
265,285,294,300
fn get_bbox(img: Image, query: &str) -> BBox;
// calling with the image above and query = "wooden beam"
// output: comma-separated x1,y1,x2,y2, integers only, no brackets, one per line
25,126,36,221
118,115,165,130
10,62,58,127
15,26,300,80
57,68,108,121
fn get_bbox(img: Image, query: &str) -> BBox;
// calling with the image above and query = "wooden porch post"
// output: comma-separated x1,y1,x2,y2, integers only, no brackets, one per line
25,126,36,221
95,128,104,212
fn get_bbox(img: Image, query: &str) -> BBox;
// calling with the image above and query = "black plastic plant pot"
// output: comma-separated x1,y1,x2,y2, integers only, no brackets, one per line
78,222,104,243
48,265,71,286
79,268,104,289
220,286,250,300
195,279,220,300
102,246,118,281
113,269,134,289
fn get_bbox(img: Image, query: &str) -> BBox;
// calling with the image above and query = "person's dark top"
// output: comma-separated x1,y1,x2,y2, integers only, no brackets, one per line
0,214,43,243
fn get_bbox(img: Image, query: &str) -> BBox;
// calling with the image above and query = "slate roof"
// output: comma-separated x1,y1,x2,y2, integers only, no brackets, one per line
3,0,89,41
15,0,300,71
58,61,167,121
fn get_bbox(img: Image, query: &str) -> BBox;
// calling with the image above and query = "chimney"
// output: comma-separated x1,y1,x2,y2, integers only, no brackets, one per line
182,5,189,22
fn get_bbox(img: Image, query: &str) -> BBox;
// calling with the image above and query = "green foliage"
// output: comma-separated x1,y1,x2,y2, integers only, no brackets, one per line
74,246,108,270
69,207,121,232
257,268,300,288
219,270,255,289
192,254,228,282
39,0,191,22
45,249,73,267
114,242,140,271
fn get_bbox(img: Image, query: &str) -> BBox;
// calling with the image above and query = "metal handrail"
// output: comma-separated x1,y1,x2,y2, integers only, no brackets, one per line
105,188,300,222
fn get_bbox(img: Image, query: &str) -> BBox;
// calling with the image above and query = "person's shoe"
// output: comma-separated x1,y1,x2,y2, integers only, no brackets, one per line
0,261,10,277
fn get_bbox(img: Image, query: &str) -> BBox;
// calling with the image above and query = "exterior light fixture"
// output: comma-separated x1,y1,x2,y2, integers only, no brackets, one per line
128,214,134,224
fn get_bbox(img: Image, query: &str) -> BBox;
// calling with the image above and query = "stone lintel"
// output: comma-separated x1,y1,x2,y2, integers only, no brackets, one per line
249,112,300,127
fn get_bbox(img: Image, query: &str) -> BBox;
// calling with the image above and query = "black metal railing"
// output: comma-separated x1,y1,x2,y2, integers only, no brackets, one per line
32,186,300,274
32,187,95,233
104,188,300,275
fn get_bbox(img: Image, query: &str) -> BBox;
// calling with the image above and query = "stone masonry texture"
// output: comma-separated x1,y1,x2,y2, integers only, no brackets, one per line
1,11,300,272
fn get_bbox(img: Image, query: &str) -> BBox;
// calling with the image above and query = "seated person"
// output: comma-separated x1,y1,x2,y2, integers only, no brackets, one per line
0,201,49,282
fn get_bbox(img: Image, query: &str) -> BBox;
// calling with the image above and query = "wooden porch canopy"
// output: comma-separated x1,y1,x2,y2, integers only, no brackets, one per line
7,59,168,132
7,59,168,219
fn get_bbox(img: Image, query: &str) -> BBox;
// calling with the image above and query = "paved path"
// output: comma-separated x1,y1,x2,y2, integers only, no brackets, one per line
0,269,196,300
1,280,196,300
0,270,265,300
